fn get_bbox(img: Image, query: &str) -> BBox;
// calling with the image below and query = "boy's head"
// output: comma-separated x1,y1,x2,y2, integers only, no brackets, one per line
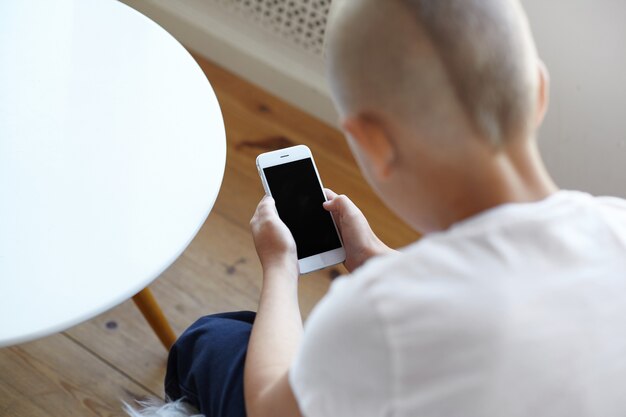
325,0,552,233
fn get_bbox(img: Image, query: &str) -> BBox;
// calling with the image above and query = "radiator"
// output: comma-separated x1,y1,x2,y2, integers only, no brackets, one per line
210,0,330,57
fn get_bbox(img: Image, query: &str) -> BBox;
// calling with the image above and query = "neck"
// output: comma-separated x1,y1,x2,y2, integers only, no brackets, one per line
419,138,559,233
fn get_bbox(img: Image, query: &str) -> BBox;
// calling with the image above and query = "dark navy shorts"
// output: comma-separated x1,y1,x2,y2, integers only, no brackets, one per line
165,311,256,417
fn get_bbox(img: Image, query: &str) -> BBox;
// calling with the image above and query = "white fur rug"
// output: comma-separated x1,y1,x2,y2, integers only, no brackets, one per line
123,397,204,417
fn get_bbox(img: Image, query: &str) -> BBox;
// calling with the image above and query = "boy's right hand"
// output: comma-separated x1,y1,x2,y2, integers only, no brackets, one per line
323,188,395,273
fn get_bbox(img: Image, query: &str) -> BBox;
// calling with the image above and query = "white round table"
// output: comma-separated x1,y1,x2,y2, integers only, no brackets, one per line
0,0,226,347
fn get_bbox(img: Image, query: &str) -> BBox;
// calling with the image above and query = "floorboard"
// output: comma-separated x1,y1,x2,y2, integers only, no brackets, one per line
0,52,419,414
0,334,151,416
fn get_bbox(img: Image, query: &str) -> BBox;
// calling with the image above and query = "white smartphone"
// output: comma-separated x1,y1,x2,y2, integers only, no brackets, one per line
256,145,346,274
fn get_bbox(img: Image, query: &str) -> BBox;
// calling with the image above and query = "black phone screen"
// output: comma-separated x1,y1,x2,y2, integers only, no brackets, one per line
263,158,342,260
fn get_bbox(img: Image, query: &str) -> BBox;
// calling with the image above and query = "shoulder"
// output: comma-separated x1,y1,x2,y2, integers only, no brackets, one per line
544,190,626,223
594,194,626,224
593,194,626,210
571,192,626,247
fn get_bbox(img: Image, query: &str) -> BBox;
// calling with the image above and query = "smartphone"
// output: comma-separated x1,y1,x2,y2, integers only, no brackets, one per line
256,145,346,274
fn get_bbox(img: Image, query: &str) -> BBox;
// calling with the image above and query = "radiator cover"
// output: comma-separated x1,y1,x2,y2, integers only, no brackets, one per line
211,0,331,57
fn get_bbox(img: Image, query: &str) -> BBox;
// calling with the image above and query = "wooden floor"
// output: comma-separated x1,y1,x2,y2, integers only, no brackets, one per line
0,53,419,416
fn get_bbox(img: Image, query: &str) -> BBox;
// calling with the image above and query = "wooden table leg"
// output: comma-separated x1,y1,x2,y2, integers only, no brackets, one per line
132,287,176,350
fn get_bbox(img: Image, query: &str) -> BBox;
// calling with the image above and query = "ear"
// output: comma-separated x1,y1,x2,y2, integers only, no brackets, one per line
342,114,397,180
535,60,550,128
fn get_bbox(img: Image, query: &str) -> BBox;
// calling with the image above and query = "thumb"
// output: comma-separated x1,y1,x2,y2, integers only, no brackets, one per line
260,195,280,218
324,188,338,201
263,195,276,207
323,188,337,212
323,196,340,212
323,193,358,217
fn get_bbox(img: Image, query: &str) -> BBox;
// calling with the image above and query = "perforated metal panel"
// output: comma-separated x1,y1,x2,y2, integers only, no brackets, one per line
211,0,332,56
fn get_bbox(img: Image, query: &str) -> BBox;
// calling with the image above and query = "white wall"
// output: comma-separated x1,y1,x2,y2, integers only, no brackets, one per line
120,0,337,126
523,0,626,197
124,0,626,198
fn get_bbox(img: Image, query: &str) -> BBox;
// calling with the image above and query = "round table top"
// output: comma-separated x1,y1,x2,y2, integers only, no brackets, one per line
0,0,226,347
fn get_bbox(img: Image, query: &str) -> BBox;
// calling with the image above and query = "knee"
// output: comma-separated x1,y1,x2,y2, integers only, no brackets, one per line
165,311,256,402
178,311,256,347
165,311,255,412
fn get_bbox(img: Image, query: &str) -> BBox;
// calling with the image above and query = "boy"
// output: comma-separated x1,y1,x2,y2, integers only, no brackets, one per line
129,1,626,416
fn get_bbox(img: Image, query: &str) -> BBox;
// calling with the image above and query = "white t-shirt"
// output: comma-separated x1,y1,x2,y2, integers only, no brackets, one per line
290,191,626,417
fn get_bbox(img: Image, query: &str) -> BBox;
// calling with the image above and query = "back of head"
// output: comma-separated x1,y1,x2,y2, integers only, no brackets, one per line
326,0,540,146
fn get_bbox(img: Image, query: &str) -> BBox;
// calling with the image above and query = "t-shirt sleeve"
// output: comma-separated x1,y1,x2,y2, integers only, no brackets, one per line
289,277,393,417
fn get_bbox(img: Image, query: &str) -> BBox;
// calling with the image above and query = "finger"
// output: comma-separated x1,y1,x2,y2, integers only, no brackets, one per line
324,188,338,201
254,195,268,216
333,195,363,219
251,198,262,222
252,195,273,223
259,195,278,215
323,189,340,211
324,193,349,210
323,198,336,211
259,198,287,228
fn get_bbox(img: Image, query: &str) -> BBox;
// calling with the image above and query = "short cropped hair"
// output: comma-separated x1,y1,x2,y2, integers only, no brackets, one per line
326,0,539,146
